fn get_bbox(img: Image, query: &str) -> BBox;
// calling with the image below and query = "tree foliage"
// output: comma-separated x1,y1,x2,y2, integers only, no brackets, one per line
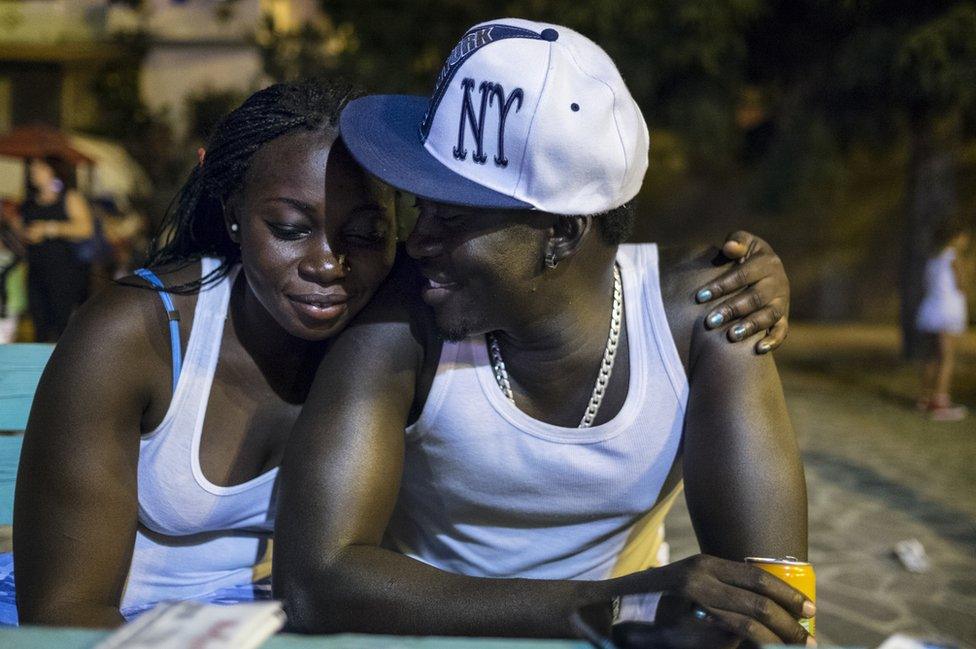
250,1,976,328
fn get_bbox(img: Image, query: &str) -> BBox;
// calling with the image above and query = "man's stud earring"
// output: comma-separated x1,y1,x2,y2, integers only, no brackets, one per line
545,252,558,269
230,223,239,233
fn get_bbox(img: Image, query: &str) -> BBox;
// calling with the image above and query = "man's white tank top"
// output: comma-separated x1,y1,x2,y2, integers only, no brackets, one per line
121,258,278,611
389,243,688,580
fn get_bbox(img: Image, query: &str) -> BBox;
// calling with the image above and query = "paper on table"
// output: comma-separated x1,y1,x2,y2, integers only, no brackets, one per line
94,600,286,649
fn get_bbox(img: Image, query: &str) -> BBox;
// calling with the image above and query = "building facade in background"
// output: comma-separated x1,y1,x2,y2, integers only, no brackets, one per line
0,0,316,137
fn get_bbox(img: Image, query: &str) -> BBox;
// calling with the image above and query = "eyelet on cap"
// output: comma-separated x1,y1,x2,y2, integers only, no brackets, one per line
541,28,559,41
571,103,580,112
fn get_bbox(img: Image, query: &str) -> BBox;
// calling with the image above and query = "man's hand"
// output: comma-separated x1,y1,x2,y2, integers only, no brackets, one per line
693,231,790,354
632,555,814,646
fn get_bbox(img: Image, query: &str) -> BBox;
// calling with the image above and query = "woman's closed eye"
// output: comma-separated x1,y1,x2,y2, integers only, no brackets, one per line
265,221,311,240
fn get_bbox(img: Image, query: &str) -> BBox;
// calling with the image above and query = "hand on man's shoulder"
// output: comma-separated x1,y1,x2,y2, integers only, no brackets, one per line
657,245,744,369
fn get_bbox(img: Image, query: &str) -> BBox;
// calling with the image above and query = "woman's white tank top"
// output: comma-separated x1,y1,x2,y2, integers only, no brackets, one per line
121,258,278,611
389,244,688,580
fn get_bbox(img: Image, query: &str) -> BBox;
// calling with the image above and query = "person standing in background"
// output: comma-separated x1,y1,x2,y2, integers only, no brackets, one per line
18,156,94,342
916,221,971,421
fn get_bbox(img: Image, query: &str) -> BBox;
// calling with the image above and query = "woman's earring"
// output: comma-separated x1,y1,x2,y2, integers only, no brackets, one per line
229,223,239,233
545,252,558,269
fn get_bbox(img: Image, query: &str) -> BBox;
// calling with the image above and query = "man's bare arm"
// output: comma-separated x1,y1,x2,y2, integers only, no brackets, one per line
683,334,807,560
659,248,810,645
273,280,613,637
675,253,809,644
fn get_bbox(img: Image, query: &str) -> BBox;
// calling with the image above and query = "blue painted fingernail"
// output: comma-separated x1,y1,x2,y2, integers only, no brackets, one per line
706,312,724,328
731,324,747,340
696,288,713,303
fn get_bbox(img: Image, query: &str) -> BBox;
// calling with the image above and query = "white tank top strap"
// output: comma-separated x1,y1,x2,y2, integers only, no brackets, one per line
406,334,461,442
629,244,689,408
141,257,236,443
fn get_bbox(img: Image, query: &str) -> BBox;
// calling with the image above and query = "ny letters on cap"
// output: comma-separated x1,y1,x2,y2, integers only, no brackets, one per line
339,18,649,216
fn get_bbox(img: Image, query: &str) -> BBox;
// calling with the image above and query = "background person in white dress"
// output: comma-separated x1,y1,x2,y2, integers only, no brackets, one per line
916,221,971,421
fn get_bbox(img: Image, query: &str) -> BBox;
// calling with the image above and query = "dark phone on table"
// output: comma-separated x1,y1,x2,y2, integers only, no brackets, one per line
570,600,761,649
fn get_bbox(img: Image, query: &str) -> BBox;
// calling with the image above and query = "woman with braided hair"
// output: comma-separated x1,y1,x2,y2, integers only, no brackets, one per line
8,78,790,628
10,80,397,626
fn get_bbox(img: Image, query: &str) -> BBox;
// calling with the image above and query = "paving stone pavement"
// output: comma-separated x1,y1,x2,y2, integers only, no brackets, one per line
664,324,976,649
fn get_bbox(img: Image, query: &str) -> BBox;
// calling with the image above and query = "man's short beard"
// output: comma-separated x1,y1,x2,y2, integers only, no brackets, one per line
439,325,470,342
435,310,487,342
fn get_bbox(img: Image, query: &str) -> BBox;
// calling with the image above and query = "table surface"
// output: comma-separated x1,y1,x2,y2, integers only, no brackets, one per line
0,627,824,649
0,628,587,648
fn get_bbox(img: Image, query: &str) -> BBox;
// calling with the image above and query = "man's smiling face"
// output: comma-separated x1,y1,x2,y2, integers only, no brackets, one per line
405,199,552,340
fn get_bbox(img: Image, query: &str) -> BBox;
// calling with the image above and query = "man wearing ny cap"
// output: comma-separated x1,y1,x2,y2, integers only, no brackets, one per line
275,19,812,646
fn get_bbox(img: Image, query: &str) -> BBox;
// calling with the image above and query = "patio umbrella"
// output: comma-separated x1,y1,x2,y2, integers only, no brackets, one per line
68,134,152,202
0,124,95,166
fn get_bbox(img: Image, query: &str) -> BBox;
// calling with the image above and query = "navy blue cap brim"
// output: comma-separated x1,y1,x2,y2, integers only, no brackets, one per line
339,95,533,210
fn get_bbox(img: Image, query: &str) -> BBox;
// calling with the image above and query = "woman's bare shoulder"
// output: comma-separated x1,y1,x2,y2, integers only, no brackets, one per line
56,260,206,382
62,279,168,360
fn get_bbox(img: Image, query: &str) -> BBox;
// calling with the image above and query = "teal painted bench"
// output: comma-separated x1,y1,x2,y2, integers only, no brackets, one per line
0,344,54,432
0,344,54,526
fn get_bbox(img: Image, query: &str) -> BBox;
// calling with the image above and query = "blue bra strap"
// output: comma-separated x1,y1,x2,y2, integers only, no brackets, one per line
134,268,182,393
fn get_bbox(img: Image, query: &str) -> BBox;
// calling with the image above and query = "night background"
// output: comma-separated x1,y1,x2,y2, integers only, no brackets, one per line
0,1,973,646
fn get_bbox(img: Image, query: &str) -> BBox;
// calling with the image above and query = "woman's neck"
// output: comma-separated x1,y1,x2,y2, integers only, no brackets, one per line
229,272,327,403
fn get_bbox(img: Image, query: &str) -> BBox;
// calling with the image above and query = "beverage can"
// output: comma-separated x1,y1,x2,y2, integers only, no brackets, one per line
745,556,815,637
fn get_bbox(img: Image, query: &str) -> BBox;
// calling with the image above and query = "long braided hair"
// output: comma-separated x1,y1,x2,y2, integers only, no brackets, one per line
144,79,357,293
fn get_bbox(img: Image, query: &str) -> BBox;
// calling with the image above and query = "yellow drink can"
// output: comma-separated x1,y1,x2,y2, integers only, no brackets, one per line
745,556,815,638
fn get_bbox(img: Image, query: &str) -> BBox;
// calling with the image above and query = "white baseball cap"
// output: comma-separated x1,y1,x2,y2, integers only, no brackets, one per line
339,18,649,216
